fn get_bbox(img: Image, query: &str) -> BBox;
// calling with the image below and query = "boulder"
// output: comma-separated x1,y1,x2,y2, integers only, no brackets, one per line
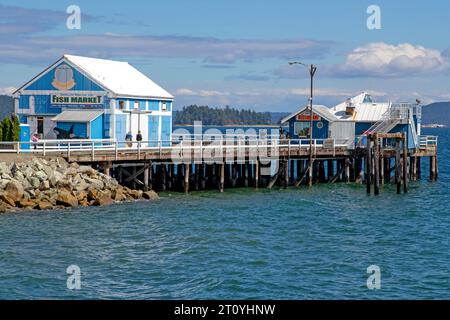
34,170,48,182
93,195,114,206
78,165,95,175
73,179,90,191
75,190,88,202
84,177,104,190
39,180,50,191
79,199,90,207
48,171,64,188
56,179,72,191
142,190,159,200
36,200,53,210
55,190,78,208
87,188,99,201
0,162,10,175
128,189,143,199
112,188,126,201
0,193,16,207
5,179,24,202
29,177,41,189
17,199,37,209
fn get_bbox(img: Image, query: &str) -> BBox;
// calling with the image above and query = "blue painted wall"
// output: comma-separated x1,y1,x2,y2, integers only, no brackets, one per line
148,115,159,147
288,119,329,140
19,95,30,109
90,115,104,139
34,95,62,114
115,114,127,142
24,62,104,91
355,122,373,135
56,122,87,138
161,116,171,146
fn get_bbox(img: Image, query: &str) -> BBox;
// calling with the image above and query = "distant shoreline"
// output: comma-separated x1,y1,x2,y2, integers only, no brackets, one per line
422,124,447,128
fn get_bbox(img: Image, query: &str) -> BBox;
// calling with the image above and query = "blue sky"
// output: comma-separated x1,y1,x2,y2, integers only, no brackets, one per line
1,0,450,111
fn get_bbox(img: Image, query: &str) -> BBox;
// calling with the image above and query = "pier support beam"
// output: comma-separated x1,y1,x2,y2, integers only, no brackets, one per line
373,134,380,195
219,163,225,193
255,161,260,188
395,139,401,194
402,133,409,193
366,136,372,195
184,163,190,193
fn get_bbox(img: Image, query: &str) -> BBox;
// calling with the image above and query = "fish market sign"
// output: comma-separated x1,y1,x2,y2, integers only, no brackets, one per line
51,95,103,105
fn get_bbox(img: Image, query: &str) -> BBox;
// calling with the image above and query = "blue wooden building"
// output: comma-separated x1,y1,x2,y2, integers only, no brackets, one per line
13,54,174,146
282,92,422,149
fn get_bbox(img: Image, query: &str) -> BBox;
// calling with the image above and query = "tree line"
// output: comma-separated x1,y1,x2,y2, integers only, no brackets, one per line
174,105,273,126
0,114,20,142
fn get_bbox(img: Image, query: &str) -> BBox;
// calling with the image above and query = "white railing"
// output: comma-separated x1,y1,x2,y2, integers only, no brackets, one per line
419,135,438,148
0,137,352,160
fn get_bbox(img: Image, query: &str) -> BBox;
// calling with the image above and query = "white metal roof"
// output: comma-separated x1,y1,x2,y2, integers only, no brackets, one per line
330,92,390,122
52,110,104,122
281,105,338,124
64,55,174,100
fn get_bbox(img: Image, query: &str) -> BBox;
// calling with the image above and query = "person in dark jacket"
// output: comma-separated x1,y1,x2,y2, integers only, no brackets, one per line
136,131,143,142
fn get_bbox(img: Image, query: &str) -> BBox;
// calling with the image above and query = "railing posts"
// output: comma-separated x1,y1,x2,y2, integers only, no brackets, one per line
16,142,20,154
137,141,141,160
115,141,118,161
91,142,95,161
43,142,46,156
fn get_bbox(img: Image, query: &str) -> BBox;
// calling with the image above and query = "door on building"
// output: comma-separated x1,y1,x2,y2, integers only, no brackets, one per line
37,117,44,137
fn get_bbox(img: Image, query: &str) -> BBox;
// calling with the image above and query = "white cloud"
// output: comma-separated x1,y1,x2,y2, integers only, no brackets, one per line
331,43,450,78
0,86,16,95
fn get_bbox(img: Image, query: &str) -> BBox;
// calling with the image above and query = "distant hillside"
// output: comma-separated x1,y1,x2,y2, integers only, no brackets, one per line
0,95,14,120
422,102,450,126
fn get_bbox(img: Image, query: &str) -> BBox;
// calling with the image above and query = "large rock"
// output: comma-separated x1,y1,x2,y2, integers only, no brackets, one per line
84,177,104,190
48,171,64,188
56,179,72,191
36,200,53,211
93,195,114,206
73,179,90,191
17,199,37,209
34,170,48,182
5,179,24,202
128,189,143,199
39,180,50,191
78,165,95,175
143,190,159,200
112,188,126,201
0,163,10,175
29,177,41,189
55,190,78,208
0,193,16,207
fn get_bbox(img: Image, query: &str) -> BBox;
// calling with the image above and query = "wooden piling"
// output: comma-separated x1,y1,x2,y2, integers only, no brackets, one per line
366,136,372,195
373,134,380,195
395,139,401,194
255,161,260,188
143,162,149,191
402,133,408,193
219,162,225,192
184,163,190,193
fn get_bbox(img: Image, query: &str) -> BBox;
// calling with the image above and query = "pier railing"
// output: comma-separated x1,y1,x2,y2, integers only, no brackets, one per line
0,137,352,161
419,135,438,148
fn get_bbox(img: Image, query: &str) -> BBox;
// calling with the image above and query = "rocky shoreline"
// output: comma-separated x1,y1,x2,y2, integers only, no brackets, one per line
0,157,159,213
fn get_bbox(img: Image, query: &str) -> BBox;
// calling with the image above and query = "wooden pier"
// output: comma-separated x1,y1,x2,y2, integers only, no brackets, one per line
0,135,438,194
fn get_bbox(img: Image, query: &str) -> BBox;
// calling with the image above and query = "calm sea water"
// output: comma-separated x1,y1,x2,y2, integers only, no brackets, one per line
0,128,448,299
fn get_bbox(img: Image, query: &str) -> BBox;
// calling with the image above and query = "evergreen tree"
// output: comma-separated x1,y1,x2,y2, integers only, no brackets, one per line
2,117,12,141
10,114,20,142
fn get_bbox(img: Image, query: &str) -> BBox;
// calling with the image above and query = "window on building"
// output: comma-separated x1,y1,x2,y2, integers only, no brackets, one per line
363,94,373,103
119,101,125,110
294,122,310,137
37,117,44,135
134,101,139,109
162,102,167,112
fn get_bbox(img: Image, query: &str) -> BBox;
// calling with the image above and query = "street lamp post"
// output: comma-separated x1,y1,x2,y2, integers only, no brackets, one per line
288,61,317,187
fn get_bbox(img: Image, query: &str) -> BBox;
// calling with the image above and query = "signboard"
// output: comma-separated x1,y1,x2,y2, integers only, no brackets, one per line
51,95,103,105
296,110,321,121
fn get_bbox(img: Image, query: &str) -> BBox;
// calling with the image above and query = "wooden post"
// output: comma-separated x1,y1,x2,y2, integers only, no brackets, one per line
290,160,295,184
219,162,225,192
244,162,249,187
402,133,408,193
200,163,206,190
118,165,123,185
379,156,384,185
194,164,199,191
373,134,380,195
366,136,372,195
395,139,401,194
143,162,149,191
430,156,436,181
104,161,111,176
167,164,173,190
184,163,190,193
255,161,259,188
284,159,289,188
132,165,137,190
161,164,167,191
327,160,334,182
417,157,421,180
